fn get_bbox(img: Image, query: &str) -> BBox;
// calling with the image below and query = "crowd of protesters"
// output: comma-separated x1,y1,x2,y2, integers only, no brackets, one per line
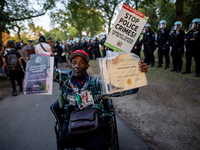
0,18,199,96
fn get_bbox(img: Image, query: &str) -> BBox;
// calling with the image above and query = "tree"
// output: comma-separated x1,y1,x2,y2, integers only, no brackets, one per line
28,23,47,40
96,0,123,33
184,0,200,30
2,32,13,44
0,0,57,43
176,0,184,28
50,0,106,39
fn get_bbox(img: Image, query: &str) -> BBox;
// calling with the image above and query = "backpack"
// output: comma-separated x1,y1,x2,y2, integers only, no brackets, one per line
6,49,20,72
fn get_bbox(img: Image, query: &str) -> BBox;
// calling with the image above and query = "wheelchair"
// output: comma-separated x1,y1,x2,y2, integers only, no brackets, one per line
50,98,119,150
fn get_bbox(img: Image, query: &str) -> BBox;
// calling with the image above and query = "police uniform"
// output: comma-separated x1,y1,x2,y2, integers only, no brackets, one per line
82,40,88,54
92,39,101,59
142,30,155,66
131,37,141,57
87,41,93,60
75,42,83,50
170,30,185,72
184,28,200,75
100,37,107,57
72,43,76,52
157,28,171,68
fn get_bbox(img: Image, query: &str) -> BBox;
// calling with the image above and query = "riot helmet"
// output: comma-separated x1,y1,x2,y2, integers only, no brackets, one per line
94,36,97,40
191,18,200,29
158,20,167,29
173,21,182,30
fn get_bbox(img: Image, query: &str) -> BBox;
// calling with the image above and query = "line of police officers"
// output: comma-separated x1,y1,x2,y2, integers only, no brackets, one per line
61,18,200,77
137,18,200,77
64,34,108,60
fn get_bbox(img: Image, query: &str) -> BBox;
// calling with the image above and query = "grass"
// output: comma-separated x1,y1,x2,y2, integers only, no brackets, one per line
140,49,199,84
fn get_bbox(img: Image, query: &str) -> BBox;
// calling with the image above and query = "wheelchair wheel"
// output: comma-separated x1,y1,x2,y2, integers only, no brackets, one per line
109,100,119,150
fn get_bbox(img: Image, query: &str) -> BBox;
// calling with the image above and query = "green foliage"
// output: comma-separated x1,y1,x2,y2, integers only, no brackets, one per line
50,0,107,38
139,0,176,33
184,0,200,30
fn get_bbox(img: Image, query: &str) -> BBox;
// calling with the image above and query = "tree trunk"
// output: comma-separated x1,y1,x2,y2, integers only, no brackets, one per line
17,26,21,40
108,18,112,34
135,2,138,10
176,0,184,29
78,29,82,40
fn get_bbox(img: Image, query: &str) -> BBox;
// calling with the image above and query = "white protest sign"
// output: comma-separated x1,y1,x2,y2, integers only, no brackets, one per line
104,3,148,52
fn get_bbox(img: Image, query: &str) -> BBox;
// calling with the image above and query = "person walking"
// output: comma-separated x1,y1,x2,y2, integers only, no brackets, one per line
1,41,23,96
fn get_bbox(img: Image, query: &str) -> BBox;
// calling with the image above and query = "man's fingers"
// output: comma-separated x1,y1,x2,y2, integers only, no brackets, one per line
138,61,144,65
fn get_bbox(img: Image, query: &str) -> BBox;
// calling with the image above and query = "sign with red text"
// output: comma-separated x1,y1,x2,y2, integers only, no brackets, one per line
104,3,148,52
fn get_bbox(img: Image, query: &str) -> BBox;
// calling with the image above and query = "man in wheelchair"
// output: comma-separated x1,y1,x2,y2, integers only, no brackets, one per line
52,50,148,150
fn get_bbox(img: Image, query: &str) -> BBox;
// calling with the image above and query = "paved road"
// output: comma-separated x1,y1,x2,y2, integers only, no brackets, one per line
0,63,152,150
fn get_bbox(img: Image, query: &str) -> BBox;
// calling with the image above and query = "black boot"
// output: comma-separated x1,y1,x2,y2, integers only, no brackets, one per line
170,69,176,72
181,71,191,74
12,90,17,96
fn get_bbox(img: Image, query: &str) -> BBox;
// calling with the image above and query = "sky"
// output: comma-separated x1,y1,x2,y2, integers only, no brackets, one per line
32,12,51,32
12,1,122,37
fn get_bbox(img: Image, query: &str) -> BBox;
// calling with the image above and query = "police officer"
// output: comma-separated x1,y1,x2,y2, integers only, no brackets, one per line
131,36,142,57
182,18,200,77
170,21,185,73
72,40,76,52
156,20,170,69
142,23,155,67
100,34,107,57
82,37,88,54
87,38,93,60
75,39,83,50
92,36,101,59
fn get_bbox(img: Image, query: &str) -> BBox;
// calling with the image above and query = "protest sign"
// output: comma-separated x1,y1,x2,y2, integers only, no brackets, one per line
23,54,54,95
97,51,148,94
104,3,148,52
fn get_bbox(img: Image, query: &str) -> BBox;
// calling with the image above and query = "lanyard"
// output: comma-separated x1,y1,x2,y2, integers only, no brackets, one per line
69,76,90,109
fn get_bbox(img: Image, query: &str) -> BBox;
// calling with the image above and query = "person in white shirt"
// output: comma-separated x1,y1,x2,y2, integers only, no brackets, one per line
35,36,54,56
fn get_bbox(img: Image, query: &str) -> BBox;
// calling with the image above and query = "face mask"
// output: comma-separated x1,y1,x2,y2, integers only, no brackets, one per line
142,28,146,33
191,22,197,29
159,24,163,29
173,25,176,30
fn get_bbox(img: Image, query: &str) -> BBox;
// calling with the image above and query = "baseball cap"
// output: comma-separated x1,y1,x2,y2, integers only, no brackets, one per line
70,50,89,63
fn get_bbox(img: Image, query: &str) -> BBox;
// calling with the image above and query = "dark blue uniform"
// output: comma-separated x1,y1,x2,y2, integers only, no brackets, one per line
82,40,88,54
183,29,200,75
131,37,141,57
100,37,107,57
170,30,185,72
92,39,101,59
75,42,83,51
157,28,171,68
142,30,155,66
87,41,93,60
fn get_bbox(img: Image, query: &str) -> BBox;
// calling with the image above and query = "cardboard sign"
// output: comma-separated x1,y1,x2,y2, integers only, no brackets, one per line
104,3,148,52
